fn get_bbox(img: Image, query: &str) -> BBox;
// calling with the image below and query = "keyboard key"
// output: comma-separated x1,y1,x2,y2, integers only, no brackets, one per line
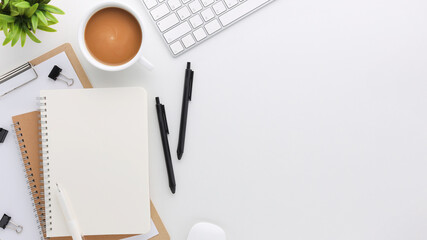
201,8,215,21
182,34,196,47
144,0,158,9
219,0,269,26
193,28,207,41
189,14,203,28
224,0,238,8
189,0,203,13
164,22,192,43
183,0,191,3
151,4,170,21
204,19,221,34
201,0,214,7
212,2,226,14
177,7,191,20
168,0,182,10
157,13,180,32
170,41,184,54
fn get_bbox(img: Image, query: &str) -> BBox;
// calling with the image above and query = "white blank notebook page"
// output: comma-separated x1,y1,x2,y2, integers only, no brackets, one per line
40,88,150,237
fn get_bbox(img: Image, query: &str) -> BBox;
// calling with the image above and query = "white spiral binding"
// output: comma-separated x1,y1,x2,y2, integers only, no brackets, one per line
12,121,45,240
39,95,51,237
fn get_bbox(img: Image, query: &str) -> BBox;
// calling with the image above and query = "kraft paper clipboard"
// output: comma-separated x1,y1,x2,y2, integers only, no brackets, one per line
0,43,91,97
9,44,170,240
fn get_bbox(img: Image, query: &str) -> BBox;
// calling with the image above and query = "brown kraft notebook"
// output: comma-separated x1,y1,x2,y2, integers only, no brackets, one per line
12,111,169,240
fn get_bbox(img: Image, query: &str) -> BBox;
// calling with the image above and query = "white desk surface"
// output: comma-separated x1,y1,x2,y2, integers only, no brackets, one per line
1,0,427,239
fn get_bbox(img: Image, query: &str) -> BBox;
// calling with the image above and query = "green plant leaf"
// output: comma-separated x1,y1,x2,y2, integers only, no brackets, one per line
14,1,31,9
0,13,15,22
2,21,8,36
10,9,19,16
43,10,57,23
24,25,41,43
20,29,26,47
38,18,57,26
31,14,38,32
6,23,12,35
25,3,38,17
11,25,22,46
3,32,13,45
38,20,46,26
18,7,25,15
35,10,47,25
2,23,15,45
2,0,9,9
40,4,64,14
38,25,55,32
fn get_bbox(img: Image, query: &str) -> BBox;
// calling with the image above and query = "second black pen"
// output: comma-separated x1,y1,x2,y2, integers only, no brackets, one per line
155,97,176,194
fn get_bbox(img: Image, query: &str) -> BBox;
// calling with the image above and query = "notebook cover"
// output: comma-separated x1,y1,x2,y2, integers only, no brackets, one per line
12,112,169,239
12,111,45,237
40,88,150,237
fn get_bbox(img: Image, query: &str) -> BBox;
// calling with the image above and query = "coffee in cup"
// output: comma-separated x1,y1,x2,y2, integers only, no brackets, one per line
84,7,142,66
79,2,153,71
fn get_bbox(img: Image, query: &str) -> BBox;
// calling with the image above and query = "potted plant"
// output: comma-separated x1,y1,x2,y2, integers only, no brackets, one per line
0,0,64,47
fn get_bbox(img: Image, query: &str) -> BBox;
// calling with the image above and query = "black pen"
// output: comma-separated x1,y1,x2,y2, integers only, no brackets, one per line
177,62,194,160
155,97,176,194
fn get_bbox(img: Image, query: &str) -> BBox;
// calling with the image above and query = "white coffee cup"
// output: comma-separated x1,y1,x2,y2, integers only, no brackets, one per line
78,2,153,71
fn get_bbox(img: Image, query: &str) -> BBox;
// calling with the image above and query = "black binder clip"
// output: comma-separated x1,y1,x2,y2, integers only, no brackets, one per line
48,65,74,86
0,128,8,143
0,214,23,233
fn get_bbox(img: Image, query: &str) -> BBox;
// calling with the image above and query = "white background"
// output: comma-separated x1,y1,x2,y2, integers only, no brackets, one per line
1,0,427,239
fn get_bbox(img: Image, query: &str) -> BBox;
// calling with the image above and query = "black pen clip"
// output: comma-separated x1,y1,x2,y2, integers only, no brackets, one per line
188,70,194,101
161,104,169,134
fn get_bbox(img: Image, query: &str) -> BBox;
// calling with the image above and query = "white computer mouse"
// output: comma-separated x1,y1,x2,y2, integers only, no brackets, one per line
187,222,226,240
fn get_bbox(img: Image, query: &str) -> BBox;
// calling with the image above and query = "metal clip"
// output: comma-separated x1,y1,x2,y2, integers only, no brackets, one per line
0,214,23,233
0,62,38,98
48,65,74,86
7,220,23,233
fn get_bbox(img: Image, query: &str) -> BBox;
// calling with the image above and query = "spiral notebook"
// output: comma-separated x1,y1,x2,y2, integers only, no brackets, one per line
38,87,151,237
12,110,169,240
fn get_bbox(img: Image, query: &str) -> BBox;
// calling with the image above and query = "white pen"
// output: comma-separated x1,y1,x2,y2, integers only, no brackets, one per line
55,183,84,240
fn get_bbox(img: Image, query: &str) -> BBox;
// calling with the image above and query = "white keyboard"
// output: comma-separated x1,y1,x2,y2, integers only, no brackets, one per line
142,0,274,56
